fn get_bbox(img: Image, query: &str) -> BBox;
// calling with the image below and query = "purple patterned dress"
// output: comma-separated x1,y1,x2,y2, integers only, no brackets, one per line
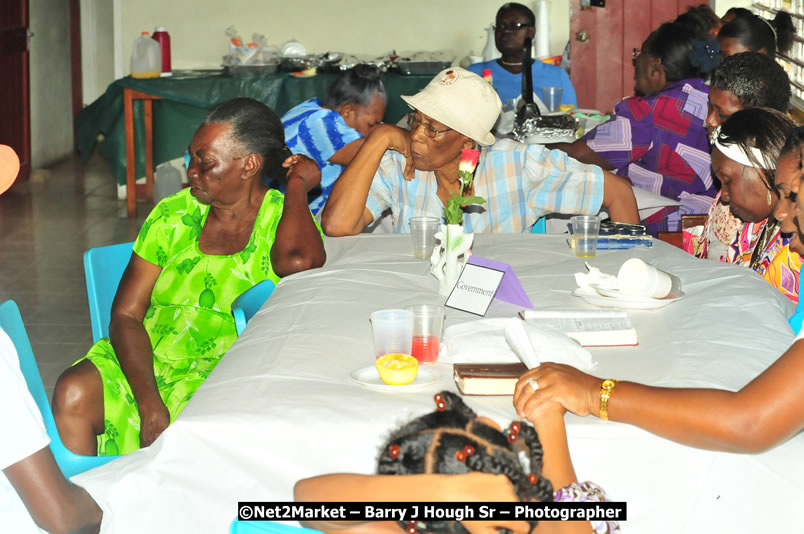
583,78,715,234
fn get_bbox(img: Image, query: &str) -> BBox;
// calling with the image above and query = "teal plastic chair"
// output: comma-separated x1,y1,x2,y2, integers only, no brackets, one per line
0,300,121,478
232,280,277,336
230,520,321,533
531,217,546,234
83,241,134,342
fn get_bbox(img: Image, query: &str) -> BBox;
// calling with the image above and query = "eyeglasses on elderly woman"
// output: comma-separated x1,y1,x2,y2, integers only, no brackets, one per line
407,113,453,139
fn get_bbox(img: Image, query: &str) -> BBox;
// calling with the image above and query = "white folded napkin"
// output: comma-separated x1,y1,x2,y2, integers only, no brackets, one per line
574,263,618,290
443,318,596,370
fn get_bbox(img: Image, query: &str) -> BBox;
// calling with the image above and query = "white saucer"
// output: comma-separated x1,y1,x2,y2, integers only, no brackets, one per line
350,365,441,392
573,286,684,310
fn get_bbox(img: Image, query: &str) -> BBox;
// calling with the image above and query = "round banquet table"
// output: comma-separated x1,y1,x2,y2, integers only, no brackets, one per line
75,234,804,534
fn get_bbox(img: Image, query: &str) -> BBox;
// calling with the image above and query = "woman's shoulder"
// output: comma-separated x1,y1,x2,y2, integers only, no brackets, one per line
484,138,535,157
253,188,287,227
145,188,202,223
673,77,709,94
281,98,337,127
282,97,324,116
262,188,285,209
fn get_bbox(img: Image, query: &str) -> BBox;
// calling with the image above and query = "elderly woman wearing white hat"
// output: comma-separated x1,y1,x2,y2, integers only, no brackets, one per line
321,67,638,236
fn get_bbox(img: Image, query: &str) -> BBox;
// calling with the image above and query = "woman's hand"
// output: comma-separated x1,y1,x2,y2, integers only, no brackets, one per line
514,363,601,420
138,397,170,447
283,154,321,193
370,124,414,180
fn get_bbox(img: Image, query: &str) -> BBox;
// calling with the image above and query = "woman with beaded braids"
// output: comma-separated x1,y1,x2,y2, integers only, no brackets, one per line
53,98,326,457
550,22,721,234
295,391,618,533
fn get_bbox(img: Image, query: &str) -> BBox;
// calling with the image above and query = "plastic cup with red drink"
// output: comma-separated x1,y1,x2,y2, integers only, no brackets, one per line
406,305,446,364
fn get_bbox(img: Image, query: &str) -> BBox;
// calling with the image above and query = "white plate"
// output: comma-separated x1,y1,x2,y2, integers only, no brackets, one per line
591,285,685,301
350,365,441,392
573,287,684,310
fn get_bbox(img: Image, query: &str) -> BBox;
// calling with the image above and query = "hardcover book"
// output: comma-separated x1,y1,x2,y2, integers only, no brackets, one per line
453,362,528,396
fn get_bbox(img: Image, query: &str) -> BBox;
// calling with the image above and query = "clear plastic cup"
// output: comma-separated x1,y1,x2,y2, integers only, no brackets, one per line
571,215,600,258
369,309,413,359
409,217,441,259
541,86,563,112
406,304,446,364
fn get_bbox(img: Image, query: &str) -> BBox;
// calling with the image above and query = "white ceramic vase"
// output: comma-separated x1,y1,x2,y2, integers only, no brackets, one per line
430,224,474,296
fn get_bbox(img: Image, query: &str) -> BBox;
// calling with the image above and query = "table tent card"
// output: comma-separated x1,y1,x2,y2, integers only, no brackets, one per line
467,256,534,309
445,256,534,316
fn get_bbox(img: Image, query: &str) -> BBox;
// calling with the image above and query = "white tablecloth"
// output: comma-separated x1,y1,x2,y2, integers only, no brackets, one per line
75,235,804,534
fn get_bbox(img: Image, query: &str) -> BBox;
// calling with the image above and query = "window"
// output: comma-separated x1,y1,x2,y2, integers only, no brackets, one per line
753,1,804,105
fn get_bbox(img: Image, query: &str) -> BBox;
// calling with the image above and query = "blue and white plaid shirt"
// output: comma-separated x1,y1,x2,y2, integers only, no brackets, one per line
365,139,604,233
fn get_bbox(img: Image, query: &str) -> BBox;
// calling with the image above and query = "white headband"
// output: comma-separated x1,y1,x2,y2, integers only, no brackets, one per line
713,136,775,170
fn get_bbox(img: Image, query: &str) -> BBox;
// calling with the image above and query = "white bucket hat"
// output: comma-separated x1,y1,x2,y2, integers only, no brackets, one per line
401,67,501,146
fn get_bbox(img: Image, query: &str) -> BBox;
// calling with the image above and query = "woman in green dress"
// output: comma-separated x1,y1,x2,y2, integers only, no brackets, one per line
52,98,327,456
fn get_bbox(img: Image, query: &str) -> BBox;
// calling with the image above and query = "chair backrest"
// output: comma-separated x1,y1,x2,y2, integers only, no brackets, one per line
84,242,135,342
790,304,804,335
0,300,119,478
232,280,277,336
531,217,546,234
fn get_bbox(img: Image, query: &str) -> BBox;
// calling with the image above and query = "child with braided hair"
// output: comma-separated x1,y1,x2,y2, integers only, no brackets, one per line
295,391,618,534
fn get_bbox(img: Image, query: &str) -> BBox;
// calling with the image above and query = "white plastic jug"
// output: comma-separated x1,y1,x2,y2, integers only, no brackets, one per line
154,162,182,202
130,32,161,79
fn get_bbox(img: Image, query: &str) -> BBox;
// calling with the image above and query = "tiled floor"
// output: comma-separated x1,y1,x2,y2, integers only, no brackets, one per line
0,153,152,399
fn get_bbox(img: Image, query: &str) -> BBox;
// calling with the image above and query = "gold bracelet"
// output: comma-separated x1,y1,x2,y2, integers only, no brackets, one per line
599,379,618,421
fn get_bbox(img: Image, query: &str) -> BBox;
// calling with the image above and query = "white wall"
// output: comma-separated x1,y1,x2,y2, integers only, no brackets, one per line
81,0,116,105
712,0,753,17
29,0,74,167
114,0,569,74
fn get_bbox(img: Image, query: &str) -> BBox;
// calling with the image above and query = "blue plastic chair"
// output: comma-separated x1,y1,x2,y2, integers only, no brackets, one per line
0,300,121,478
531,217,546,234
230,520,321,533
83,241,134,342
232,280,277,336
790,302,804,335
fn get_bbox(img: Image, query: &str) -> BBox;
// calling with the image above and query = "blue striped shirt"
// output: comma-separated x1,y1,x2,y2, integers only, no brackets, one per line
282,98,362,214
365,139,604,233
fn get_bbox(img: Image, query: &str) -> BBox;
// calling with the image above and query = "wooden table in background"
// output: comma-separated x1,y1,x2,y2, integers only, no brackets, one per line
123,88,161,218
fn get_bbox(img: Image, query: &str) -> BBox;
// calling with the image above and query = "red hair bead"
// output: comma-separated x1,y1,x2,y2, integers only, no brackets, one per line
434,394,446,411
507,432,518,443
456,450,466,461
407,521,418,534
389,444,400,459
464,445,475,456
510,422,521,433
529,473,539,485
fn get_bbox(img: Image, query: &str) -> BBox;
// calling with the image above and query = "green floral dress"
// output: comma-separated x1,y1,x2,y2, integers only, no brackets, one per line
79,188,320,456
